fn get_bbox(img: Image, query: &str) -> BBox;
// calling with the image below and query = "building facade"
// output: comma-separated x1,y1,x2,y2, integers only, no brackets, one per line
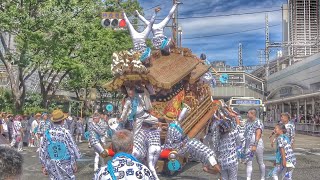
282,0,320,62
265,53,320,133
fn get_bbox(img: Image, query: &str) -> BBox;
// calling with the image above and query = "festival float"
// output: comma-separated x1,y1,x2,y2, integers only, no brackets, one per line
101,4,238,176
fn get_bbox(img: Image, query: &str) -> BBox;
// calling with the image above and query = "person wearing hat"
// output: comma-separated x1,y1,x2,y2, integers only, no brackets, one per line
10,115,24,152
39,109,81,180
88,113,108,172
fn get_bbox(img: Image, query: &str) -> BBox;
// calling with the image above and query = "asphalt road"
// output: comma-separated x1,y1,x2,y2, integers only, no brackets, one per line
20,129,320,180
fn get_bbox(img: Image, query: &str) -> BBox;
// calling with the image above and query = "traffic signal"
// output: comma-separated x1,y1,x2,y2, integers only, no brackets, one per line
101,12,126,29
101,19,126,28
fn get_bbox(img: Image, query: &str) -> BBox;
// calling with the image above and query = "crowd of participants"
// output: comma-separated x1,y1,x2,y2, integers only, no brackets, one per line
0,112,86,152
0,108,297,180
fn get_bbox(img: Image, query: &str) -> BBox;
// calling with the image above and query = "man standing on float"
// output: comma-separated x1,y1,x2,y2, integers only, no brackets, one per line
123,8,159,62
136,2,182,50
135,2,182,51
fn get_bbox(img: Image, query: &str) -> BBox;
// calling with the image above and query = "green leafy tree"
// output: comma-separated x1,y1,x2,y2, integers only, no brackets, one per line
65,0,142,98
30,0,96,108
0,88,13,112
0,0,44,112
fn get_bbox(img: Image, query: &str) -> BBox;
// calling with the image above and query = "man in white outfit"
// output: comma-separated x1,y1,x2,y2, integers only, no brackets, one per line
123,8,159,62
135,2,181,51
242,108,266,180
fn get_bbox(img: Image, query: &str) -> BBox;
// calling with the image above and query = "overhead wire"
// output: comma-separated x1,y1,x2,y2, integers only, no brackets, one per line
184,24,281,40
177,9,281,19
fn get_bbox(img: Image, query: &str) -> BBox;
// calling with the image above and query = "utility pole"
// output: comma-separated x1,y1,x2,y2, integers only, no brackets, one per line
238,43,243,68
172,0,178,47
265,13,270,77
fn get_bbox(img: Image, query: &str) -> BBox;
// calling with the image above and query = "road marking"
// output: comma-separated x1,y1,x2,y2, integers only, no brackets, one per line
77,158,93,162
294,152,306,156
309,152,320,156
294,148,320,156
295,148,308,151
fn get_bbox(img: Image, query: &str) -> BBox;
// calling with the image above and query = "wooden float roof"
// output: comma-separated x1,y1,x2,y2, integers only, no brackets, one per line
189,63,210,84
103,50,210,91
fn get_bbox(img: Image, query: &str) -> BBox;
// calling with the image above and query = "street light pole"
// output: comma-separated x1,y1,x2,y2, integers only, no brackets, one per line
178,26,182,48
172,0,178,47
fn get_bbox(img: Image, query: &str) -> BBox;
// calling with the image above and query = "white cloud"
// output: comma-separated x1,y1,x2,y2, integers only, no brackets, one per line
138,0,286,65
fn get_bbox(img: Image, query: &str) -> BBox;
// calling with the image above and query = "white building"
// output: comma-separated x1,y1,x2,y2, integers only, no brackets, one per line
282,0,320,62
265,53,320,133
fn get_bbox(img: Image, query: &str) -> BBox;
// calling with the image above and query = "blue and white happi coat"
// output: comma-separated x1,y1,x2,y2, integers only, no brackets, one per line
75,121,84,134
94,155,156,180
38,119,52,136
164,122,217,166
284,122,295,143
39,124,81,180
217,126,241,170
276,135,296,166
12,120,22,138
88,121,107,153
271,134,296,180
242,118,264,153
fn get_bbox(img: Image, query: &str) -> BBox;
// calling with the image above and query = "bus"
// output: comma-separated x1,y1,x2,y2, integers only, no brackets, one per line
227,97,265,122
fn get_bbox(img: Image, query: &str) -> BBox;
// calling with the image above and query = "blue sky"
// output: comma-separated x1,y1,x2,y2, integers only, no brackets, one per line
137,0,287,66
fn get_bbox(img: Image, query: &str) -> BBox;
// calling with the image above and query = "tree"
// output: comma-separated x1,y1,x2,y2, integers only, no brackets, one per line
0,88,13,112
0,0,46,112
30,0,92,108
32,0,143,108
65,0,142,98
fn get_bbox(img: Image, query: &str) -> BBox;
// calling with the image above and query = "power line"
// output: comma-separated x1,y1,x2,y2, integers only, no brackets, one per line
177,9,281,19
147,9,281,20
179,6,282,16
142,7,281,20
184,24,281,40
144,4,162,11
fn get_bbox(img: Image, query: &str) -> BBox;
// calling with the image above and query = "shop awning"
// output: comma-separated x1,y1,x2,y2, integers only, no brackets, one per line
265,91,320,104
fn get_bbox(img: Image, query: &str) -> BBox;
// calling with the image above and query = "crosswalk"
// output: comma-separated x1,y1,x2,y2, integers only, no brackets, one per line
263,147,320,162
294,147,320,156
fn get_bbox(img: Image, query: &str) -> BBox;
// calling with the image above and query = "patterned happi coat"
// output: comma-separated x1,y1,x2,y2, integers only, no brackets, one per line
242,118,264,154
88,121,107,154
39,124,81,180
94,155,156,180
164,122,217,166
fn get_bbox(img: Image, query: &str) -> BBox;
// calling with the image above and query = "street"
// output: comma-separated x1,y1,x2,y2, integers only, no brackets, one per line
20,129,320,180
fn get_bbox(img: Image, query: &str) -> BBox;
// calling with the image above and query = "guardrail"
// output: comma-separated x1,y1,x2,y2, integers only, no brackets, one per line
264,121,320,135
